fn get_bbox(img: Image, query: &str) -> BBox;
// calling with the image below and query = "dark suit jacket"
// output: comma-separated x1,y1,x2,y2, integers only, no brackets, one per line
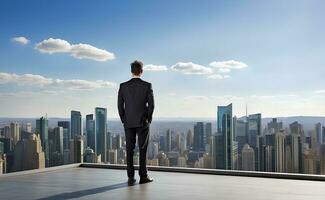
118,78,154,128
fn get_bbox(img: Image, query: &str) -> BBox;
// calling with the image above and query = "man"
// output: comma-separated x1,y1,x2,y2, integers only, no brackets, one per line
118,60,154,185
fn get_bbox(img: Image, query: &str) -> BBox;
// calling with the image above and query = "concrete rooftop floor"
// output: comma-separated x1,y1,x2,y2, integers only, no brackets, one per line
1,167,325,200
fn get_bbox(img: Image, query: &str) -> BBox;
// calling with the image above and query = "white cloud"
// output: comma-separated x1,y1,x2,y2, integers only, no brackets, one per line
11,37,30,45
143,64,168,71
35,38,115,61
207,74,231,79
70,43,115,61
218,68,231,73
170,62,213,75
209,60,248,70
0,72,116,90
35,38,71,54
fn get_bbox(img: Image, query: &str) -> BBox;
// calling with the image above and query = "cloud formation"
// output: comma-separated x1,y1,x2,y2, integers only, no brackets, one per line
209,60,248,69
11,36,29,45
170,62,213,75
0,72,116,90
143,64,168,71
35,38,115,62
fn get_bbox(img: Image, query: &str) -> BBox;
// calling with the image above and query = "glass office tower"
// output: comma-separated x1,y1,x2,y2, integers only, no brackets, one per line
36,116,49,167
71,110,82,137
95,107,107,163
216,103,233,170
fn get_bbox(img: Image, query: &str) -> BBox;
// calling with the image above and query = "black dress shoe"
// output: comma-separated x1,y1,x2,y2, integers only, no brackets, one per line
139,176,153,184
128,177,136,185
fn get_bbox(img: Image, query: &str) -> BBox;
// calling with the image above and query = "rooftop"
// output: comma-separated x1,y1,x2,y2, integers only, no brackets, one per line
1,164,325,200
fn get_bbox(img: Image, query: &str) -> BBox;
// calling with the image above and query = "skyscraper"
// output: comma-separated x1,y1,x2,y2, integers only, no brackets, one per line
193,122,204,151
320,144,325,175
267,118,283,134
315,123,322,146
165,129,172,152
275,131,285,172
95,107,107,163
216,103,233,170
58,121,70,150
285,133,303,173
205,122,212,145
241,144,255,171
10,122,20,146
86,114,95,151
11,134,45,172
52,127,64,154
233,116,247,168
36,116,49,167
71,110,82,137
247,113,261,148
73,135,84,163
247,113,261,170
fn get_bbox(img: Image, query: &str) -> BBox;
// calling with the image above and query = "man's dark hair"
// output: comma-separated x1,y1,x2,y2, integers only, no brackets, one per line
131,60,143,76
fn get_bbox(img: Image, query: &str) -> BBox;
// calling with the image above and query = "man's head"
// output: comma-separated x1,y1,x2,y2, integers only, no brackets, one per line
131,60,143,77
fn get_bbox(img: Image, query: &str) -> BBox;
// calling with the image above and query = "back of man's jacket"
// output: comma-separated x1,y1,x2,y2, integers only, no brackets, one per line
118,78,154,128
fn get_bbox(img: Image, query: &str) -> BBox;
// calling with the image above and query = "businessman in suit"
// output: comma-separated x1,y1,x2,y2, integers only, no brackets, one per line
118,60,154,185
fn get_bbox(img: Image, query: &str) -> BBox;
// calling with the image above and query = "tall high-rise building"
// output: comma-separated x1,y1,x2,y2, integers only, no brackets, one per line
241,144,255,171
49,127,64,167
267,118,283,134
186,130,193,148
107,132,112,150
95,107,107,163
70,135,84,163
86,114,95,151
205,123,212,145
290,121,304,142
52,127,64,154
58,121,70,150
10,122,20,146
179,133,187,154
216,103,233,170
320,144,325,175
247,113,261,148
275,131,285,172
247,113,261,170
193,122,204,151
148,141,159,159
232,141,239,170
3,126,10,138
36,116,49,167
233,117,247,168
11,134,45,172
165,129,172,152
108,149,117,164
285,134,303,173
315,123,322,146
71,110,82,137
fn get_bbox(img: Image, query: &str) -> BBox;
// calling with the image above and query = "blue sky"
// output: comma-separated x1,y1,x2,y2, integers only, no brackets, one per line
0,0,325,118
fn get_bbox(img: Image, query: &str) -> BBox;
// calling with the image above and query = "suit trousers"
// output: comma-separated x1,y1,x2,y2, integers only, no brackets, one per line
124,123,150,178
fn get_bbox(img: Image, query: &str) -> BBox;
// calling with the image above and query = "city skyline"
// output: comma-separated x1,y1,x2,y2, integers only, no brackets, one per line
1,1,325,118
2,103,325,175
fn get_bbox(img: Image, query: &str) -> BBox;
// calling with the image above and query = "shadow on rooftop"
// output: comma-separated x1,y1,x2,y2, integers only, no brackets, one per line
36,182,131,200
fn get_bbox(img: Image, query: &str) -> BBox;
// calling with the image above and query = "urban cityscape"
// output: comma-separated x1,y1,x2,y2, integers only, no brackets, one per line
1,103,325,175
